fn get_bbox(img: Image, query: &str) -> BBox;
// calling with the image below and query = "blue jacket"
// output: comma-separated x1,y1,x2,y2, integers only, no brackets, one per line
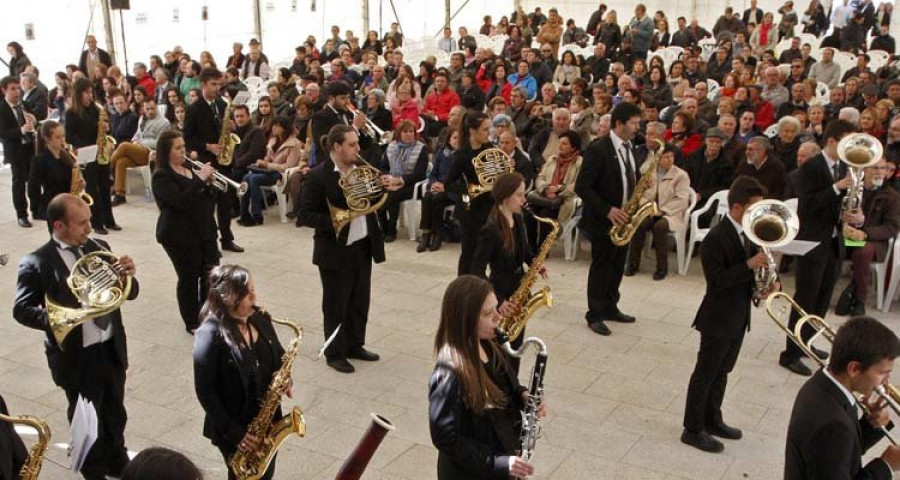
507,73,537,100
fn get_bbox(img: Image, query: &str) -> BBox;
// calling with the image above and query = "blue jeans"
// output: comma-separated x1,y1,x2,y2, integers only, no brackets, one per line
240,170,281,220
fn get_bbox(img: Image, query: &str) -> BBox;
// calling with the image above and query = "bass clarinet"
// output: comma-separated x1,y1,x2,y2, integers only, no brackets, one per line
496,329,548,462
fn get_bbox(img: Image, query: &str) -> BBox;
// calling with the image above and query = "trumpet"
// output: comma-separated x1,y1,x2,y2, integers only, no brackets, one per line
347,105,393,145
183,156,248,197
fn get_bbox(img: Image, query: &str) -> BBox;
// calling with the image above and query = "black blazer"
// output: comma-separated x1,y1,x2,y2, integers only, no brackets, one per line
575,135,643,239
13,238,139,390
183,97,227,165
471,214,534,303
796,154,846,245
64,105,101,149
78,49,113,75
0,394,27,480
232,125,267,170
110,110,139,144
309,105,373,165
22,87,49,122
692,218,755,338
785,369,892,480
152,167,219,247
193,309,286,449
28,150,73,220
743,8,764,26
296,157,386,269
685,148,736,203
445,143,495,235
0,101,34,164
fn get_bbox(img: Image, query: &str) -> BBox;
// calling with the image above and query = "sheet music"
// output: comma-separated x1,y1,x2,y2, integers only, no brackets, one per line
69,395,98,472
770,240,820,256
75,145,98,166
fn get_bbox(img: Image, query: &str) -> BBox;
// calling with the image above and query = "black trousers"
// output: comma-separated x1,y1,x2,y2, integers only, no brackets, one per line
377,184,415,236
419,191,453,236
218,446,276,480
9,152,31,219
628,217,671,272
162,240,221,330
319,241,373,361
586,230,628,322
781,237,841,364
84,162,115,229
683,331,745,432
458,227,479,276
215,168,237,243
63,340,129,480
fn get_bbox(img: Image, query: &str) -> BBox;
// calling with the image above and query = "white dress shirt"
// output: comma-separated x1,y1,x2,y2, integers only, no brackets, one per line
333,161,368,245
52,234,113,347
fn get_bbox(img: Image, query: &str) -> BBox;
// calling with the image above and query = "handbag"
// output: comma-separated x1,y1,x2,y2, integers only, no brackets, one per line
834,280,857,316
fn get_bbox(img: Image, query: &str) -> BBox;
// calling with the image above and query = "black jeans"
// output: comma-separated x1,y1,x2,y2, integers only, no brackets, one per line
419,191,454,236
781,238,840,364
9,153,31,218
162,240,221,330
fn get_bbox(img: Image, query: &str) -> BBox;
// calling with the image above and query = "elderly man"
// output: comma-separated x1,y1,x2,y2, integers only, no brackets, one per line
635,121,675,165
773,116,803,172
587,43,611,81
528,108,572,172
133,63,155,98
628,4,655,58
613,75,633,106
717,113,746,165
685,128,736,224
735,136,788,199
785,141,821,198
808,48,841,87
18,72,48,121
498,131,536,184
761,67,789,110
78,34,113,74
777,83,810,119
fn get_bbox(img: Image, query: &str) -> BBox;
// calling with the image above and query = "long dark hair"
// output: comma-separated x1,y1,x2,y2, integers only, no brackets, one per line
70,77,95,117
201,264,253,349
7,42,24,57
489,172,525,253
154,129,183,173
460,111,489,148
121,447,203,480
434,275,508,415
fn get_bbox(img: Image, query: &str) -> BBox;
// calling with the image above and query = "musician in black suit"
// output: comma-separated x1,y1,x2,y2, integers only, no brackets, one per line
66,78,118,234
779,120,858,377
681,176,771,453
152,130,221,333
192,265,290,480
13,193,139,480
308,81,371,166
297,125,397,374
0,75,36,227
575,102,643,336
183,67,243,253
784,316,900,480
0,393,27,480
28,121,76,221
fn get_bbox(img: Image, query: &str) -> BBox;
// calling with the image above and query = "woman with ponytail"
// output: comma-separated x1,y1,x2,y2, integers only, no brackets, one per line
28,120,78,222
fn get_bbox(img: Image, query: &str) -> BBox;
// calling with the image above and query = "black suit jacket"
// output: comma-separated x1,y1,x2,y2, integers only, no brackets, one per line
296,157,386,269
692,218,755,337
192,309,286,449
110,110,138,144
183,97,227,166
78,49,113,74
685,148,736,203
309,105,373,166
796,154,846,244
152,167,219,247
0,101,34,165
64,105,101,149
471,214,534,303
0,394,27,480
743,8,764,26
28,150,73,220
13,238,139,390
785,370,892,480
22,87,49,122
575,135,643,239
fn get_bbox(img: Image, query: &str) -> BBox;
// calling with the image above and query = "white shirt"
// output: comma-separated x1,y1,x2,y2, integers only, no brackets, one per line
833,4,854,28
823,368,860,418
52,234,113,347
333,161,369,245
609,130,635,206
727,212,744,238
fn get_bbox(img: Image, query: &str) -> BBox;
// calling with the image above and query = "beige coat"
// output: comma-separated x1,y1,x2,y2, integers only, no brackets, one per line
639,165,691,232
264,136,303,173
535,154,583,224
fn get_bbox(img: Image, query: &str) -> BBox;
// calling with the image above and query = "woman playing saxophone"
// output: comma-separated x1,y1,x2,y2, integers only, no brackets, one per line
28,121,86,223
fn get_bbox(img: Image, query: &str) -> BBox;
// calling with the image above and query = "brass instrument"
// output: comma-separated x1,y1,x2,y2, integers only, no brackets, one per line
837,133,883,216
66,145,94,206
347,105,392,145
609,139,664,246
0,411,51,480
496,329,547,463
183,156,249,196
742,199,799,306
766,292,900,444
497,213,559,342
46,243,133,346
229,310,307,480
334,413,395,480
327,155,388,237
217,99,241,166
462,148,515,208
95,103,116,166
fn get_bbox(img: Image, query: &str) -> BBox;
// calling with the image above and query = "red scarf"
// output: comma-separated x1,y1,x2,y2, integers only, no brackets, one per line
759,23,772,46
549,151,577,197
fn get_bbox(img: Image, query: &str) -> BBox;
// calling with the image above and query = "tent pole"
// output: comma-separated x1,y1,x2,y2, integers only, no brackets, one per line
100,0,117,64
253,0,263,47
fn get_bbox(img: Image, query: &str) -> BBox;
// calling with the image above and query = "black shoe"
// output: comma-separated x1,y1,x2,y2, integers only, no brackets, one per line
348,347,380,361
624,264,638,276
111,195,126,206
94,226,108,235
588,320,611,336
429,234,443,251
652,269,668,281
286,210,298,219
608,311,636,323
680,430,725,453
221,241,245,253
780,359,812,376
417,233,431,253
384,233,396,243
707,422,743,440
106,223,122,231
327,358,355,373
17,217,32,228
811,346,830,361
850,301,867,316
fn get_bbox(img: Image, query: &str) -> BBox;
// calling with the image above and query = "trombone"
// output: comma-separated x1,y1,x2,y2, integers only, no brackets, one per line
347,105,393,145
183,156,248,197
766,292,900,444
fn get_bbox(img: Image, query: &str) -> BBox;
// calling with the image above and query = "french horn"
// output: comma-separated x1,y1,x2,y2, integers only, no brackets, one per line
463,148,515,207
327,156,388,237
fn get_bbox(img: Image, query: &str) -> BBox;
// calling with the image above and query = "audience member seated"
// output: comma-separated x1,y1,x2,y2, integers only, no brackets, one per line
498,131,537,185
526,130,583,244
785,141,820,198
528,108,571,172
772,116,802,172
685,128,736,224
421,72,460,139
238,115,301,226
665,111,702,158
110,97,170,205
378,120,429,242
418,127,460,253
734,136,787,199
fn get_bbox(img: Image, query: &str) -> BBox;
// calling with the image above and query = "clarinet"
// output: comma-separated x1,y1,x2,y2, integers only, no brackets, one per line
496,328,548,462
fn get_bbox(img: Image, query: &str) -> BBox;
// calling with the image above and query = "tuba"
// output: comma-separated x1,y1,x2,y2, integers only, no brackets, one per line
609,139,664,246
463,148,515,208
334,413,395,480
837,133,883,216
0,412,51,480
742,199,799,306
496,329,548,463
95,103,116,166
67,145,94,206
328,156,388,237
46,242,133,347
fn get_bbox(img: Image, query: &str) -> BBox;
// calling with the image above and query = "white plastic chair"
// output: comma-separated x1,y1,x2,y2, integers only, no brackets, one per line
125,164,153,201
868,49,890,71
683,189,730,275
815,82,830,103
260,170,289,223
764,123,780,138
399,179,429,241
706,79,720,101
872,235,897,311
563,198,583,261
881,233,900,312
243,76,264,91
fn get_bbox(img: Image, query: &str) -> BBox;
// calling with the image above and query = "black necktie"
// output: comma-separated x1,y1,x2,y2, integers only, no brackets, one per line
622,142,636,196
66,245,110,330
14,103,25,126
741,233,756,259
832,161,842,182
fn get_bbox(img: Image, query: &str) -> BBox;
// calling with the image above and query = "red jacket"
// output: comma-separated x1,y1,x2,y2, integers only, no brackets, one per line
753,100,775,130
475,64,492,93
392,100,421,129
423,88,460,122
664,130,703,157
137,75,156,97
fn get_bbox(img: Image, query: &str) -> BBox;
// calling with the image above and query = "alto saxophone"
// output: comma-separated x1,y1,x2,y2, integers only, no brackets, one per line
216,99,241,166
609,139,664,246
496,330,547,462
229,310,307,480
497,213,559,342
0,411,52,480
66,145,94,205
95,103,116,166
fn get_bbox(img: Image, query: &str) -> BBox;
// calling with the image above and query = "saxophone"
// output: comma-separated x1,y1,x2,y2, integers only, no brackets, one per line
497,213,560,342
67,145,94,205
0,412,52,480
496,330,547,462
609,139,664,246
229,310,307,480
95,103,116,166
216,99,241,166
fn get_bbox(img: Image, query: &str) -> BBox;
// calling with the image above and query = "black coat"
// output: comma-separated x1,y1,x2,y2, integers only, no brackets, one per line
64,105,101,149
309,105,373,165
192,309,286,450
692,218,755,338
796,154,846,244
471,214,534,303
13,238,139,390
152,167,219,247
183,97,227,165
784,370,893,480
28,150,73,220
685,148,736,203
78,48,113,75
0,100,35,165
296,157,386,269
22,86,49,122
445,143,496,233
110,110,139,144
575,135,643,239
232,125,267,170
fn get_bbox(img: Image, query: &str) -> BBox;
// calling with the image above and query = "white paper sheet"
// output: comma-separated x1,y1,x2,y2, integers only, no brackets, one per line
69,395,98,472
75,145,98,166
770,240,820,256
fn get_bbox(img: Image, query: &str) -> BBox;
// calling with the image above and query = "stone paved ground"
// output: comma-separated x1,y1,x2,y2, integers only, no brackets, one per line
0,167,898,479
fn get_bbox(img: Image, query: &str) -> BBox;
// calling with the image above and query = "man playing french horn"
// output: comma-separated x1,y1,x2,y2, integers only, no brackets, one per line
13,193,139,480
